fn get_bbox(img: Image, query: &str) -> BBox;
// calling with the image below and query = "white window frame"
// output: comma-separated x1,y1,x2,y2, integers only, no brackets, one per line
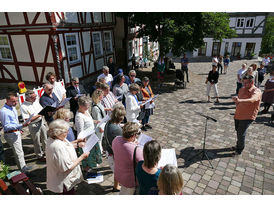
245,17,255,28
0,35,13,61
92,32,103,57
93,12,102,23
105,12,112,22
128,40,133,59
104,31,113,53
134,40,139,56
236,18,245,28
65,33,81,64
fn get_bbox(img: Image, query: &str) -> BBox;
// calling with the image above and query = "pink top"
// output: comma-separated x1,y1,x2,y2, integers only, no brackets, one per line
112,136,143,188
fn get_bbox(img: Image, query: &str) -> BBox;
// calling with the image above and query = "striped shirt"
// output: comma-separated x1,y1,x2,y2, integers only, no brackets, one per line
101,92,117,116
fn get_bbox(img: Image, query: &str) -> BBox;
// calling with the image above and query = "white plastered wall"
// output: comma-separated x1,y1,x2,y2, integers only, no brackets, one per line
29,35,53,63
3,65,17,79
0,13,7,25
7,12,25,25
11,35,31,62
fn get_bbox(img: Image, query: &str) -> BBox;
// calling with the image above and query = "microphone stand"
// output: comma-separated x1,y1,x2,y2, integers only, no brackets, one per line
188,112,217,169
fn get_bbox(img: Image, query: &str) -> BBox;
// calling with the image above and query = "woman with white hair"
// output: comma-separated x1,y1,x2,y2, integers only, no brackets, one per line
53,108,75,142
75,96,102,173
46,119,89,194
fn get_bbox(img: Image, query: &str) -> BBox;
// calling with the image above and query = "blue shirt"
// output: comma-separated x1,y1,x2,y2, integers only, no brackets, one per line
136,160,161,195
0,104,23,132
66,127,75,142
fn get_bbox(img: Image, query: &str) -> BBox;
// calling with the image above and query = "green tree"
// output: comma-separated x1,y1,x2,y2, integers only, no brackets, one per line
261,16,274,54
117,12,236,58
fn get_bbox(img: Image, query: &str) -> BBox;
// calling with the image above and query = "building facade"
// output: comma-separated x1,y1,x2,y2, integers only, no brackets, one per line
0,12,115,85
193,12,269,58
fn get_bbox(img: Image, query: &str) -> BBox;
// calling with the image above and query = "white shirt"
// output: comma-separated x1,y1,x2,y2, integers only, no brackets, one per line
75,111,95,135
212,57,218,64
97,73,113,87
21,99,43,123
125,93,141,123
237,68,246,83
53,81,66,103
46,138,83,193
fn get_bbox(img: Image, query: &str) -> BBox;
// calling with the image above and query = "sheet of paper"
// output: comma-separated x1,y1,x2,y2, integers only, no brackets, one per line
77,127,95,140
137,133,153,147
96,115,110,129
23,113,34,125
51,102,57,108
145,101,155,109
140,98,152,106
59,97,71,107
140,94,159,106
76,94,84,98
82,133,99,153
157,148,177,168
116,95,123,101
86,173,104,184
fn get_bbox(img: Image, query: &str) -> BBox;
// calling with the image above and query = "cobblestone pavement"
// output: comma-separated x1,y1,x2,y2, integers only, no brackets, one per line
1,59,273,195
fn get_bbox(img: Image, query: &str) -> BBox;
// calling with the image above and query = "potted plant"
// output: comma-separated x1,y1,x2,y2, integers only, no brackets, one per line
0,161,9,179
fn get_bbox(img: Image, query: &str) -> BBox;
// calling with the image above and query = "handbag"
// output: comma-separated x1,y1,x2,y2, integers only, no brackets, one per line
137,110,146,120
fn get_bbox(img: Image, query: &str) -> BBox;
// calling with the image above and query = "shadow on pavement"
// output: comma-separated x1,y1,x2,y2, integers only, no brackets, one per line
210,106,236,111
254,116,274,127
179,100,208,104
178,146,235,168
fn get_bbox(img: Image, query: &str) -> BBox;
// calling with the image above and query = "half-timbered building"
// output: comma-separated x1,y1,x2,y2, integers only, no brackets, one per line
0,12,115,85
194,12,269,58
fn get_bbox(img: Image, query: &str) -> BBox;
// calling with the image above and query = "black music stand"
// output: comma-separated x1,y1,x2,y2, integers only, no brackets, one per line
188,112,217,169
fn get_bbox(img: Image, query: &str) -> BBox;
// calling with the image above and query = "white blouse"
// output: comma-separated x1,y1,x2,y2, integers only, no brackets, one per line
75,111,95,135
46,138,82,193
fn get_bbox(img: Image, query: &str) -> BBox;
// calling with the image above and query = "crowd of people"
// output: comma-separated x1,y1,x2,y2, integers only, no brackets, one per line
0,65,184,195
0,55,273,195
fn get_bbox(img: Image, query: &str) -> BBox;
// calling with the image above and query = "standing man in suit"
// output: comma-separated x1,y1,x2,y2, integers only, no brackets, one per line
66,77,87,122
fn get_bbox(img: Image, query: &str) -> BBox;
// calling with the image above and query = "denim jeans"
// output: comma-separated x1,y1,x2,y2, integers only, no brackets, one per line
234,119,253,153
236,82,242,95
142,112,150,125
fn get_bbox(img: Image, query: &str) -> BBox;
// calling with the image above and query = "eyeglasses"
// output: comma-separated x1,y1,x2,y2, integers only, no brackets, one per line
74,82,79,85
130,75,136,77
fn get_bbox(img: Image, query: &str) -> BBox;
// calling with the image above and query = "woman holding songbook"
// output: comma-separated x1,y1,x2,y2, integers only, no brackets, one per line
101,83,118,116
140,76,154,131
91,89,106,152
112,74,129,104
103,105,126,192
112,122,143,195
75,96,102,173
125,83,143,124
46,119,89,194
136,140,162,195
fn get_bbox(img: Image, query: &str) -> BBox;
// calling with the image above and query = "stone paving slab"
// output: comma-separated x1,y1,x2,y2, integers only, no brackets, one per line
1,59,273,195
